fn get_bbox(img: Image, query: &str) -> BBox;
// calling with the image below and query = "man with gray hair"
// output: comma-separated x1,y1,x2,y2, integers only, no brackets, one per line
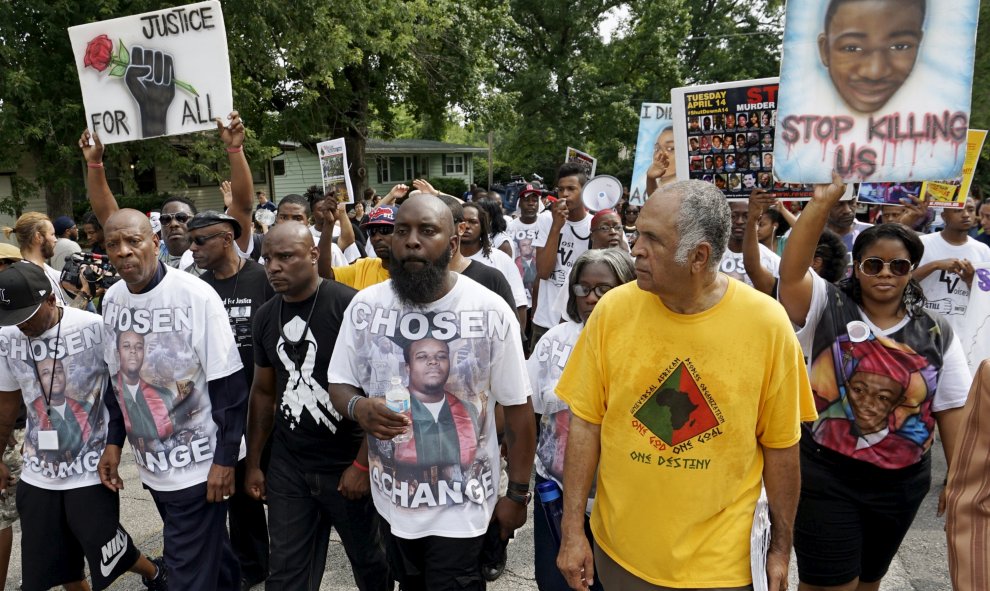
555,180,816,590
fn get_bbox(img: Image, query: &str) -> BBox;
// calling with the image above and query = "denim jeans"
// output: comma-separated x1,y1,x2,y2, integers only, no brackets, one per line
265,450,390,591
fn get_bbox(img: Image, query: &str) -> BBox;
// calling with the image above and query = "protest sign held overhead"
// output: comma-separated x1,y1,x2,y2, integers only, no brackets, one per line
317,138,355,204
920,129,987,208
773,0,979,183
565,147,597,178
672,77,813,201
630,103,674,205
68,1,233,144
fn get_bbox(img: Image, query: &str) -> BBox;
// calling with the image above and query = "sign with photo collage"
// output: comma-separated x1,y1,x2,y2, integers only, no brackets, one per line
672,78,814,200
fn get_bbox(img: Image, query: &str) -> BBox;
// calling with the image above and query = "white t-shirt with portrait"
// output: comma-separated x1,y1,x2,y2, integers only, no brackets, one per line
328,275,530,539
0,307,110,490
101,266,243,492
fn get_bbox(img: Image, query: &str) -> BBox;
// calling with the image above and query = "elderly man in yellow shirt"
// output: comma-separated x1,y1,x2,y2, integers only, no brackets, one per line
556,180,816,591
325,205,395,290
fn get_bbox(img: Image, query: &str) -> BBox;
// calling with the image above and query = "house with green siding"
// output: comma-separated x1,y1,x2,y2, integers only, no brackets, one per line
272,138,487,200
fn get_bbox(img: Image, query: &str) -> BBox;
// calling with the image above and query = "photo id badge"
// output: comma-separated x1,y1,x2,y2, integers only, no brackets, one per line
38,430,59,451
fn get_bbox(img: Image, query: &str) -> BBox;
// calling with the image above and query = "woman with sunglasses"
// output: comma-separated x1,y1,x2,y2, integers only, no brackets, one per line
778,173,970,591
527,248,635,591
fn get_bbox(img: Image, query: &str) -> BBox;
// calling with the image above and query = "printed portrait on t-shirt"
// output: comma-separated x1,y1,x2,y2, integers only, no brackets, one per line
112,329,202,457
809,334,936,469
342,301,517,518
102,296,233,488
0,311,109,487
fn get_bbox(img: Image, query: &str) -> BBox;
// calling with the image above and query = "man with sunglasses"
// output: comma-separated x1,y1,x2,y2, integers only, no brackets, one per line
80,112,259,276
915,196,990,336
322,206,396,290
188,211,273,590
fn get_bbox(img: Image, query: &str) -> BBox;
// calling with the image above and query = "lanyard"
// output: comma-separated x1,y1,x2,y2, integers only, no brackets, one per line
29,308,64,418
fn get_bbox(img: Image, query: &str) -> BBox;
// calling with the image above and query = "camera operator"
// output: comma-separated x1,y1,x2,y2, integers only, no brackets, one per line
60,252,119,312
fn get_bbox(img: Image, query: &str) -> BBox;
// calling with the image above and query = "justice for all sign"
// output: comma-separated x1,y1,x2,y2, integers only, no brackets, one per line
68,1,233,144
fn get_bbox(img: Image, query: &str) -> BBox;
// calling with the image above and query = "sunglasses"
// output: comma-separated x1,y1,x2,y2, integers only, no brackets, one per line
160,212,192,225
191,231,228,246
572,284,615,298
367,225,394,237
858,257,914,277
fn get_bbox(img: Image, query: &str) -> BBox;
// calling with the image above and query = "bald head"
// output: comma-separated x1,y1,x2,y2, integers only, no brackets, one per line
261,221,319,301
104,209,154,236
398,194,456,235
265,220,315,249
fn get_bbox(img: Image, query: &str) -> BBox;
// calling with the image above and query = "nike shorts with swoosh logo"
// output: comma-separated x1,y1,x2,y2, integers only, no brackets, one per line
17,481,140,591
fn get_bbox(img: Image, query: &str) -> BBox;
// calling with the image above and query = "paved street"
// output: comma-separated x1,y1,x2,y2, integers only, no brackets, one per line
6,437,954,590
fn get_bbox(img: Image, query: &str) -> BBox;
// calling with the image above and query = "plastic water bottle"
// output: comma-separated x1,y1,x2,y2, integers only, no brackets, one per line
537,480,564,548
385,377,412,443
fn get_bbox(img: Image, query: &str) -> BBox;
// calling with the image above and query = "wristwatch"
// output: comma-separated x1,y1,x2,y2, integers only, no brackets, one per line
506,480,532,506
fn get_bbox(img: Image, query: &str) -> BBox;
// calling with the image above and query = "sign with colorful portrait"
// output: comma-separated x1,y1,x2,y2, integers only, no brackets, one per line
630,103,674,205
773,0,979,183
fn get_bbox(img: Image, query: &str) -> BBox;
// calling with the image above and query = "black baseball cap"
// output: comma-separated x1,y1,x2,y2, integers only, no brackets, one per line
187,210,242,239
0,262,53,327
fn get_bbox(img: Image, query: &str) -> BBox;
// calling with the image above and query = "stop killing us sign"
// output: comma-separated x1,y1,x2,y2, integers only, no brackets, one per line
773,0,979,183
68,1,233,144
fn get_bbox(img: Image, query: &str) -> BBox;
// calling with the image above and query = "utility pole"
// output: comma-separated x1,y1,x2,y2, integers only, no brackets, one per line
487,131,493,189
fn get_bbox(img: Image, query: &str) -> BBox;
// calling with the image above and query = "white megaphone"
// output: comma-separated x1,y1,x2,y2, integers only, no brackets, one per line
581,175,624,212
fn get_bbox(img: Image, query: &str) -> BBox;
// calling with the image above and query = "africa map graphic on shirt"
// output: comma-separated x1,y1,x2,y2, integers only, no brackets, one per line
632,359,721,446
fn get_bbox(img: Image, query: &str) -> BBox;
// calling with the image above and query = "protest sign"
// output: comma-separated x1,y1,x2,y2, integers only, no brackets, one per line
68,1,232,145
672,77,813,200
960,263,990,374
565,147,597,178
920,129,988,208
773,0,979,184
317,138,354,204
629,103,674,205
857,182,922,205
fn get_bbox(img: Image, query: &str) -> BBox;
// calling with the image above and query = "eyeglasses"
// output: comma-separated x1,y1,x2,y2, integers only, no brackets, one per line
858,257,914,277
367,225,394,237
593,224,622,234
572,284,615,298
191,231,228,246
160,212,192,225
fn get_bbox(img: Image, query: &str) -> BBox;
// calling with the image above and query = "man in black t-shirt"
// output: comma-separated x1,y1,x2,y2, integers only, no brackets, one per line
188,211,273,589
246,222,389,590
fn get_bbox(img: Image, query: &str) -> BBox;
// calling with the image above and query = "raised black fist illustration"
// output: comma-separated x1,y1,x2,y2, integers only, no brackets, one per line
125,46,175,138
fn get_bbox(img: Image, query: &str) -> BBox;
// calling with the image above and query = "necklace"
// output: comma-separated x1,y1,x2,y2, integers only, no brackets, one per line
228,258,245,299
29,307,64,417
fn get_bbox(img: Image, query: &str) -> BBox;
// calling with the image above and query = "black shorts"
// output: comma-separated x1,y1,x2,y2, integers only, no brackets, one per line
794,438,931,587
17,481,140,591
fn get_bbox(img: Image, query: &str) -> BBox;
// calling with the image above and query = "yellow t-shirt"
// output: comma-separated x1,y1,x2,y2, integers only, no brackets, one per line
332,258,389,291
556,279,816,588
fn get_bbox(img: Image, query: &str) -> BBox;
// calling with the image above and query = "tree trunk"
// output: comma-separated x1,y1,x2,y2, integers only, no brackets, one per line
342,59,371,204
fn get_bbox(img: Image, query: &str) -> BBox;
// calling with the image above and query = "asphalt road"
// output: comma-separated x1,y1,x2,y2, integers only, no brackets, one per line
5,438,953,590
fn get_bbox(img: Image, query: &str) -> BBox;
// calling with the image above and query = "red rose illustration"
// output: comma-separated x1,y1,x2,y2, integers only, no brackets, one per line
84,34,113,72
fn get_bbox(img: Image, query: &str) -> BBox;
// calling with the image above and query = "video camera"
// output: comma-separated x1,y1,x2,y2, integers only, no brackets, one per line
61,252,120,293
